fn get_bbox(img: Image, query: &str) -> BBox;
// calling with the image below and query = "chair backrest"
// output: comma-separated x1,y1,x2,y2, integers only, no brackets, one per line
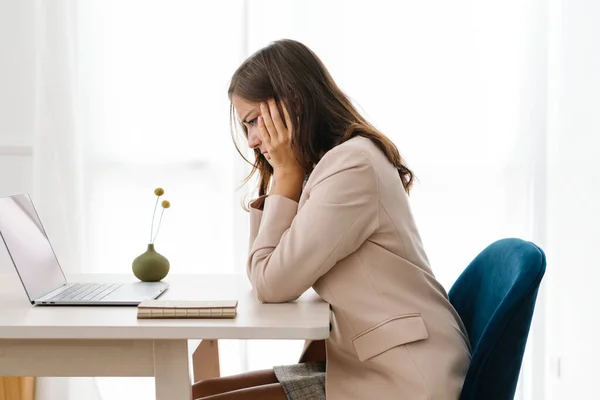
448,238,546,400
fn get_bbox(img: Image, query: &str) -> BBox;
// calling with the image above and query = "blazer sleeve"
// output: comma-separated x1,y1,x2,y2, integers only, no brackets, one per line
248,195,267,253
247,147,380,303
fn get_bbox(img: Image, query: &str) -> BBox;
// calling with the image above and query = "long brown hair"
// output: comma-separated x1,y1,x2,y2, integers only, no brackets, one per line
229,39,414,204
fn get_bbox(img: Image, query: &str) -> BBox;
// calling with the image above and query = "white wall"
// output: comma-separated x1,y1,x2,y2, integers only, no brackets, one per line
0,0,35,273
0,0,35,147
546,0,600,398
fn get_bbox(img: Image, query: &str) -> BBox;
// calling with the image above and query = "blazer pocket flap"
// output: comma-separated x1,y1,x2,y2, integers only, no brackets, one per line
352,314,429,362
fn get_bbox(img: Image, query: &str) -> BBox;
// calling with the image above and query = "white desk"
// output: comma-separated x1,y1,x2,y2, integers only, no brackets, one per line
0,273,330,400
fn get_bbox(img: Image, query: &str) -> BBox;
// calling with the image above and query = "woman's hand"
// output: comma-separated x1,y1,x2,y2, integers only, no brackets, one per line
259,98,305,202
258,99,303,175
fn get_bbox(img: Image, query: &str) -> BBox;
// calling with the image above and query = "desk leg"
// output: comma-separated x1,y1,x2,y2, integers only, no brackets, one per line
153,340,191,400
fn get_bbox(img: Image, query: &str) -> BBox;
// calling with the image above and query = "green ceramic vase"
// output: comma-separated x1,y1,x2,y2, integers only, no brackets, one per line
132,244,170,282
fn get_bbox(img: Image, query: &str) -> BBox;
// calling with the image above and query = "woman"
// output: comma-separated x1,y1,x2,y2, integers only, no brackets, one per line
193,39,471,400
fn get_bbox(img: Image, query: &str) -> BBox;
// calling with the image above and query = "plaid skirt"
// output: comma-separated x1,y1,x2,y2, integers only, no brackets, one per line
273,362,326,400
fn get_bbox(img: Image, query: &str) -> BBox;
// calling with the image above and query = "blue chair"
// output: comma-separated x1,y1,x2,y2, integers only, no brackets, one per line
448,238,546,400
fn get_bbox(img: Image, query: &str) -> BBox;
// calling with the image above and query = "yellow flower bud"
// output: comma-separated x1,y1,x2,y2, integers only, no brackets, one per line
161,200,171,209
154,188,164,196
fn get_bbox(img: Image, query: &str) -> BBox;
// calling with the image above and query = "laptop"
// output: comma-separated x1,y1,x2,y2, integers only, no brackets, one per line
0,193,169,305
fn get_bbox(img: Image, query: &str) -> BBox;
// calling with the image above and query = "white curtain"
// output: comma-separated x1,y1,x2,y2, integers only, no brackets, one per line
32,0,557,399
32,0,101,399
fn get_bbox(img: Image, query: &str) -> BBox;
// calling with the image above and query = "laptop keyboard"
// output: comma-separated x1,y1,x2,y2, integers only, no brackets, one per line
48,283,122,302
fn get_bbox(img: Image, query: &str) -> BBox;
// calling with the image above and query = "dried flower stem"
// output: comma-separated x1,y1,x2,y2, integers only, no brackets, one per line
152,208,165,244
150,196,159,243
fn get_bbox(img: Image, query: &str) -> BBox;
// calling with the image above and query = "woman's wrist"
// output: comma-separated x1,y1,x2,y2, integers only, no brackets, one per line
271,169,305,202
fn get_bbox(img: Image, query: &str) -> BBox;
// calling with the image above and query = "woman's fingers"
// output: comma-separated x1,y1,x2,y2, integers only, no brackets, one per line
260,102,277,141
268,99,288,140
255,98,302,174
258,116,271,146
281,102,293,136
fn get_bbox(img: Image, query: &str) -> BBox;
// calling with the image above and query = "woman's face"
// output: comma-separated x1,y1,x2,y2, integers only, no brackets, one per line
232,94,270,160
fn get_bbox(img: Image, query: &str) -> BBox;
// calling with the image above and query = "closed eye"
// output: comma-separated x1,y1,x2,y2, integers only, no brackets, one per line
246,117,258,127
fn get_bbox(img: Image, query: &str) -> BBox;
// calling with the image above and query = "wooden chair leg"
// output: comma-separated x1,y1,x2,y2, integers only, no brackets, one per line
192,340,220,383
0,377,35,400
21,377,35,400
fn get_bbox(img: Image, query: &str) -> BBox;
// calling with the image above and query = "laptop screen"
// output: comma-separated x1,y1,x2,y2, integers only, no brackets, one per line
0,194,66,301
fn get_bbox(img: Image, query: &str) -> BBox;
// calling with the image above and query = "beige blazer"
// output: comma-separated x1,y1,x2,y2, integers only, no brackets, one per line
248,136,471,400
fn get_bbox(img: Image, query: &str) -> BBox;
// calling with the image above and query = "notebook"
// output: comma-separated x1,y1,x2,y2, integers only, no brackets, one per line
137,300,238,319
